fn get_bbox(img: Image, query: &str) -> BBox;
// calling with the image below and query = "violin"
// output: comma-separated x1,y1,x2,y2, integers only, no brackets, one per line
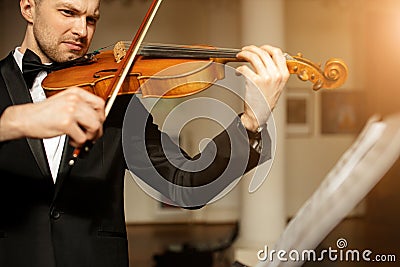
43,41,349,99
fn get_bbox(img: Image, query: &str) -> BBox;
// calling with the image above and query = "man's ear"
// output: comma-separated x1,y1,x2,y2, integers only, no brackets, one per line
20,0,36,24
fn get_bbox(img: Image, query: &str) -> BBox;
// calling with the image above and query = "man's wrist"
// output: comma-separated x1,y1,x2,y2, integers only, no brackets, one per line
0,105,29,142
239,113,264,153
240,112,260,133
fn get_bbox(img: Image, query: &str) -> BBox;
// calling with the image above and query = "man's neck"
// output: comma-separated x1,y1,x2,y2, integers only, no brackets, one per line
20,29,51,64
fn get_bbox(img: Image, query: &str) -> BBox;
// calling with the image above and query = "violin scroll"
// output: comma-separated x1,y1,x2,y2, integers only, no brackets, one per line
287,53,348,90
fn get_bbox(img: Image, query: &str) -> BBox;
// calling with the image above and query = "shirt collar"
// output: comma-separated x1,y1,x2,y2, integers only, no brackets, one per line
13,47,23,72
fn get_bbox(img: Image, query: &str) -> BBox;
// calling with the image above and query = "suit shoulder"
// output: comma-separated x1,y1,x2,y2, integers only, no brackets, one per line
0,52,16,77
0,52,14,65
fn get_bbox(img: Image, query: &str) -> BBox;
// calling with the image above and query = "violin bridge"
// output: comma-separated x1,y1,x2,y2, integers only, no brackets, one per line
113,41,127,63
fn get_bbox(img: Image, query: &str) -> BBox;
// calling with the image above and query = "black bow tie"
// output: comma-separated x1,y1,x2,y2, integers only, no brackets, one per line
22,49,56,89
21,49,98,89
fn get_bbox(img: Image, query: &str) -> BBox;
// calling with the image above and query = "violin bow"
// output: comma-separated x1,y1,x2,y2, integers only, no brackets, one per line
71,0,163,160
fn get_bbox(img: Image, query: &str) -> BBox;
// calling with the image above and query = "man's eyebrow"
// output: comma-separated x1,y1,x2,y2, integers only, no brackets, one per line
55,2,80,12
56,2,100,20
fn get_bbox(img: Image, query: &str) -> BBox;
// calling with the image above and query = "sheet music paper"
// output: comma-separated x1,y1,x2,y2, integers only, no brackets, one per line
255,113,400,267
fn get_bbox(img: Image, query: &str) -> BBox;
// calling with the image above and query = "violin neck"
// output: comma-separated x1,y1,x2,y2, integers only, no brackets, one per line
115,42,297,65
125,42,241,60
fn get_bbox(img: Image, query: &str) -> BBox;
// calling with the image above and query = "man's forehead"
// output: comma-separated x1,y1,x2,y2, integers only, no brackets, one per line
46,0,101,14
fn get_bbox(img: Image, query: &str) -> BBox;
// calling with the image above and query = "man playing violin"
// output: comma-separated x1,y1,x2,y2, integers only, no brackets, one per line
0,0,289,266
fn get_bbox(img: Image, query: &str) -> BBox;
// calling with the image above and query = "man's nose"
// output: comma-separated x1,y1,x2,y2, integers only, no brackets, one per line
71,18,88,38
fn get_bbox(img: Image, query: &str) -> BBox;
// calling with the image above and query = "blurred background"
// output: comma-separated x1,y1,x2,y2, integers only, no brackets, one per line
1,0,399,266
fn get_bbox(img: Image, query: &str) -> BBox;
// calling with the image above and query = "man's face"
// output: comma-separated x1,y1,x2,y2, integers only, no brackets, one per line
32,0,100,62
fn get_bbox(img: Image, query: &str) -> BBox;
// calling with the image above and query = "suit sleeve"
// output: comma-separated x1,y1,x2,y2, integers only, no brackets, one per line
0,75,13,149
123,96,272,208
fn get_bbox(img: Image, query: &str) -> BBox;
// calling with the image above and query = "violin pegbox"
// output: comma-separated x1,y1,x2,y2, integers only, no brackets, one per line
286,53,348,90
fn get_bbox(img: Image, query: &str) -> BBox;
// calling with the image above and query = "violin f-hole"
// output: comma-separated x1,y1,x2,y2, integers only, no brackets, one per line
93,69,118,78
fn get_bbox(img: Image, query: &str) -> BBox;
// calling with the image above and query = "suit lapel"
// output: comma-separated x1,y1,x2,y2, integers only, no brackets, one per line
0,52,52,178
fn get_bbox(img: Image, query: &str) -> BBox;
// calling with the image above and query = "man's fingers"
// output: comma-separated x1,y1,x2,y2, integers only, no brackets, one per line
260,45,290,83
73,102,104,142
237,50,269,77
238,45,278,75
236,65,259,81
52,87,105,144
69,87,105,117
65,123,88,148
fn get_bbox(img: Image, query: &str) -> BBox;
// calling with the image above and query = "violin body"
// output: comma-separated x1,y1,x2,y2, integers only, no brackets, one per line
43,50,223,99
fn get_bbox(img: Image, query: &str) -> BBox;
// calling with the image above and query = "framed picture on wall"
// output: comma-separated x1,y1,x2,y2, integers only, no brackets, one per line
286,88,313,136
321,90,365,134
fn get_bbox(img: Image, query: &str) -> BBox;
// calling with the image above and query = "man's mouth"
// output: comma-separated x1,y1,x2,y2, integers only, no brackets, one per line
63,41,85,51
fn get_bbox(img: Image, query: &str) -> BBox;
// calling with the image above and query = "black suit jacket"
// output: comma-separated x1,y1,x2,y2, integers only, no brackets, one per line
0,52,268,267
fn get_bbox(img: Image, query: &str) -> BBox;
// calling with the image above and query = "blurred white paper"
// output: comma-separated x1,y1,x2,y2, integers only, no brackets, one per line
256,113,400,267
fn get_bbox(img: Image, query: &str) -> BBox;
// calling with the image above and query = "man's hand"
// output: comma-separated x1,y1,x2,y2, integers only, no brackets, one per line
0,87,105,147
236,45,289,132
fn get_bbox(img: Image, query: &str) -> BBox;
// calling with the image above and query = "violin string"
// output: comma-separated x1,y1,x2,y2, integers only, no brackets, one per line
142,44,296,61
101,41,295,61
143,46,239,58
146,43,241,53
139,43,295,61
140,48,238,58
143,42,240,53
121,41,240,58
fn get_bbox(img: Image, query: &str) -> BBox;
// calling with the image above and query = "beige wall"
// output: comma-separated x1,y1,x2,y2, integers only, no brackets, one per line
284,0,362,216
0,0,375,223
0,0,26,56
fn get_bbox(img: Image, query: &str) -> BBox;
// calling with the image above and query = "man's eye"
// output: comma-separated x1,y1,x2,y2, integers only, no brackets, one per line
61,9,74,16
87,17,97,25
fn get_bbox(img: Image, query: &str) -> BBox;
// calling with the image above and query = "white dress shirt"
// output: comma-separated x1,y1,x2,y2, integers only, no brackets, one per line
13,47,66,183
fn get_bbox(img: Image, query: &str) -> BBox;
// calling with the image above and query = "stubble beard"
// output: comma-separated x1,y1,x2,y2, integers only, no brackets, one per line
33,24,88,63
